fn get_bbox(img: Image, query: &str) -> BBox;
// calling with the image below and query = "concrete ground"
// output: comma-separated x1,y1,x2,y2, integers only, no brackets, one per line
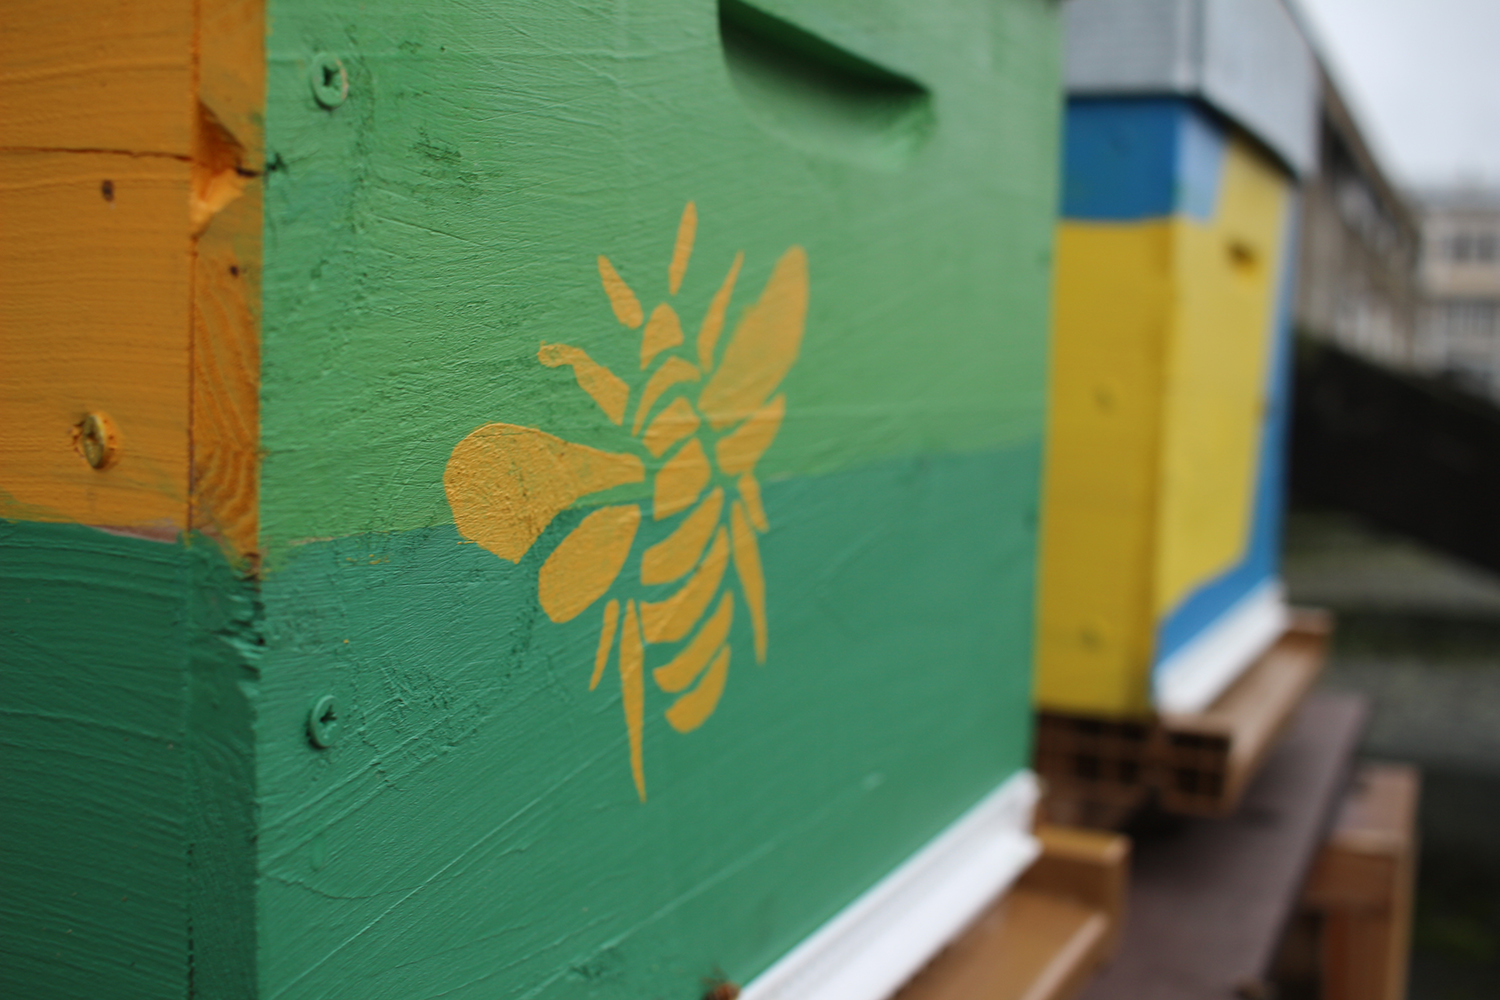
1283,507,1500,999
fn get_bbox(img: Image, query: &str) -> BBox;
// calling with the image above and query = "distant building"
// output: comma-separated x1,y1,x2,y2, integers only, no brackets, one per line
1293,68,1422,368
1414,190,1500,399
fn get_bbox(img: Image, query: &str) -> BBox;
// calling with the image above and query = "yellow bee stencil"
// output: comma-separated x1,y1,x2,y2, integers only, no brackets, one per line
444,204,808,800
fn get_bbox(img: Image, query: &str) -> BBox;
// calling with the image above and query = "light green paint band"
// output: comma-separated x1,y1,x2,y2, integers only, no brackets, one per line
260,0,1060,551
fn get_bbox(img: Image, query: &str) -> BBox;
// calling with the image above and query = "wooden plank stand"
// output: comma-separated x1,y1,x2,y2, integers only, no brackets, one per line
1037,610,1331,826
1298,763,1421,1000
1078,693,1370,1000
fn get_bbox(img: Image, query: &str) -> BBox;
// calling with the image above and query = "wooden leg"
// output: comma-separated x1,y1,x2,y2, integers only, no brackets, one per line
1301,763,1420,1000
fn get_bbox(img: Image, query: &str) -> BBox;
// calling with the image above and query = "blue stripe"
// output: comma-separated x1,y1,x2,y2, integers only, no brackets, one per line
1062,97,1226,222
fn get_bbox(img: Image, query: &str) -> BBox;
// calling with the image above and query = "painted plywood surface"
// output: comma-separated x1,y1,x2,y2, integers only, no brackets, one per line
1,0,1059,995
256,0,1055,551
252,1,1058,996
1036,96,1294,717
249,1,1056,1000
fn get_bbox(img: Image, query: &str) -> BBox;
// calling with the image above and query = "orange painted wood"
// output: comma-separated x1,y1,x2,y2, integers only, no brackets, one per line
0,0,264,560
0,150,193,530
894,827,1129,1000
0,0,195,154
1302,763,1420,1000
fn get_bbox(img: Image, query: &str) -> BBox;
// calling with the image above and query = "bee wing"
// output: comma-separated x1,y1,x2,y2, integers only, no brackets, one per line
444,423,645,563
698,246,808,431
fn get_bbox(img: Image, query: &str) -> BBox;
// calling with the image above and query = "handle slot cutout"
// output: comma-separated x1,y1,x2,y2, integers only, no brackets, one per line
719,0,934,170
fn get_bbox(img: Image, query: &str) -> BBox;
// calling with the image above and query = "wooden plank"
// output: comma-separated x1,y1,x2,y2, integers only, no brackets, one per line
894,827,1128,1000
0,4,264,999
190,0,265,561
0,0,195,154
0,0,263,558
1302,763,1420,1000
1157,609,1330,815
1078,693,1367,1000
0,149,193,530
1037,98,1300,721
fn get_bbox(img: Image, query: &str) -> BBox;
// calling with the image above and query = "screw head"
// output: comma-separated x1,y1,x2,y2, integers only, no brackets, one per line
75,412,118,469
310,53,348,109
308,695,340,748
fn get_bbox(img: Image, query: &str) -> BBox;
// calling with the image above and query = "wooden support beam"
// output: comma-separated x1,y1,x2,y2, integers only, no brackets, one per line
1077,693,1367,1000
1302,763,1421,1000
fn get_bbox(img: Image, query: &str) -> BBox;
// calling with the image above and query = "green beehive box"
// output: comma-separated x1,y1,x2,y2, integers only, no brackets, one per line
0,1,1060,997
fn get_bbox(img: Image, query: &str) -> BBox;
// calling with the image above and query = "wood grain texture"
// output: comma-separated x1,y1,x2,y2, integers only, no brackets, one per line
249,1,1057,992
190,0,266,561
1302,763,1420,1000
256,0,1060,551
191,95,264,560
0,0,264,560
0,150,193,529
1,2,264,997
253,448,1043,1000
0,0,195,154
6,3,1058,998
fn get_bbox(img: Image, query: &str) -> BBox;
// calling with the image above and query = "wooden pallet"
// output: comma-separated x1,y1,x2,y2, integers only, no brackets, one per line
893,826,1129,1000
1078,693,1369,1000
1300,762,1420,1000
1037,610,1331,824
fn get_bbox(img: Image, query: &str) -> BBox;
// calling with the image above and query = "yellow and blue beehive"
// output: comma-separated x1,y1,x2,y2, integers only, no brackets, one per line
1036,0,1319,718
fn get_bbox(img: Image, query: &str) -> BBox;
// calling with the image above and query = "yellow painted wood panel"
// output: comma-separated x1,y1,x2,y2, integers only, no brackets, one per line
1153,138,1290,616
1035,221,1174,716
0,0,195,154
0,150,192,530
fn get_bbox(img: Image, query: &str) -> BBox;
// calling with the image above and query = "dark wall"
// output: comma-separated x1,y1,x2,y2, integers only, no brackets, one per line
1290,337,1500,575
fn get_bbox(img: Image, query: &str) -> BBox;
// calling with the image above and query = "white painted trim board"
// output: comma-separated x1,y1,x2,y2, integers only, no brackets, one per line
740,770,1039,1000
1152,578,1288,714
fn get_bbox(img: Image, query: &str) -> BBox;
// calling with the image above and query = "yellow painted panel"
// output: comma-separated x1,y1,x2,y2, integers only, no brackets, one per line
1153,138,1290,615
1034,221,1174,717
0,151,193,531
1035,137,1293,718
0,0,195,154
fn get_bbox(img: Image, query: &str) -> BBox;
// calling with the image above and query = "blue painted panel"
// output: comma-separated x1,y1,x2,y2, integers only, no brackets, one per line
1062,97,1226,222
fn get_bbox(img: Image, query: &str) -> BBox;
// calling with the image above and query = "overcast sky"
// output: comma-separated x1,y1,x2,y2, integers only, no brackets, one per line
1290,0,1500,192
